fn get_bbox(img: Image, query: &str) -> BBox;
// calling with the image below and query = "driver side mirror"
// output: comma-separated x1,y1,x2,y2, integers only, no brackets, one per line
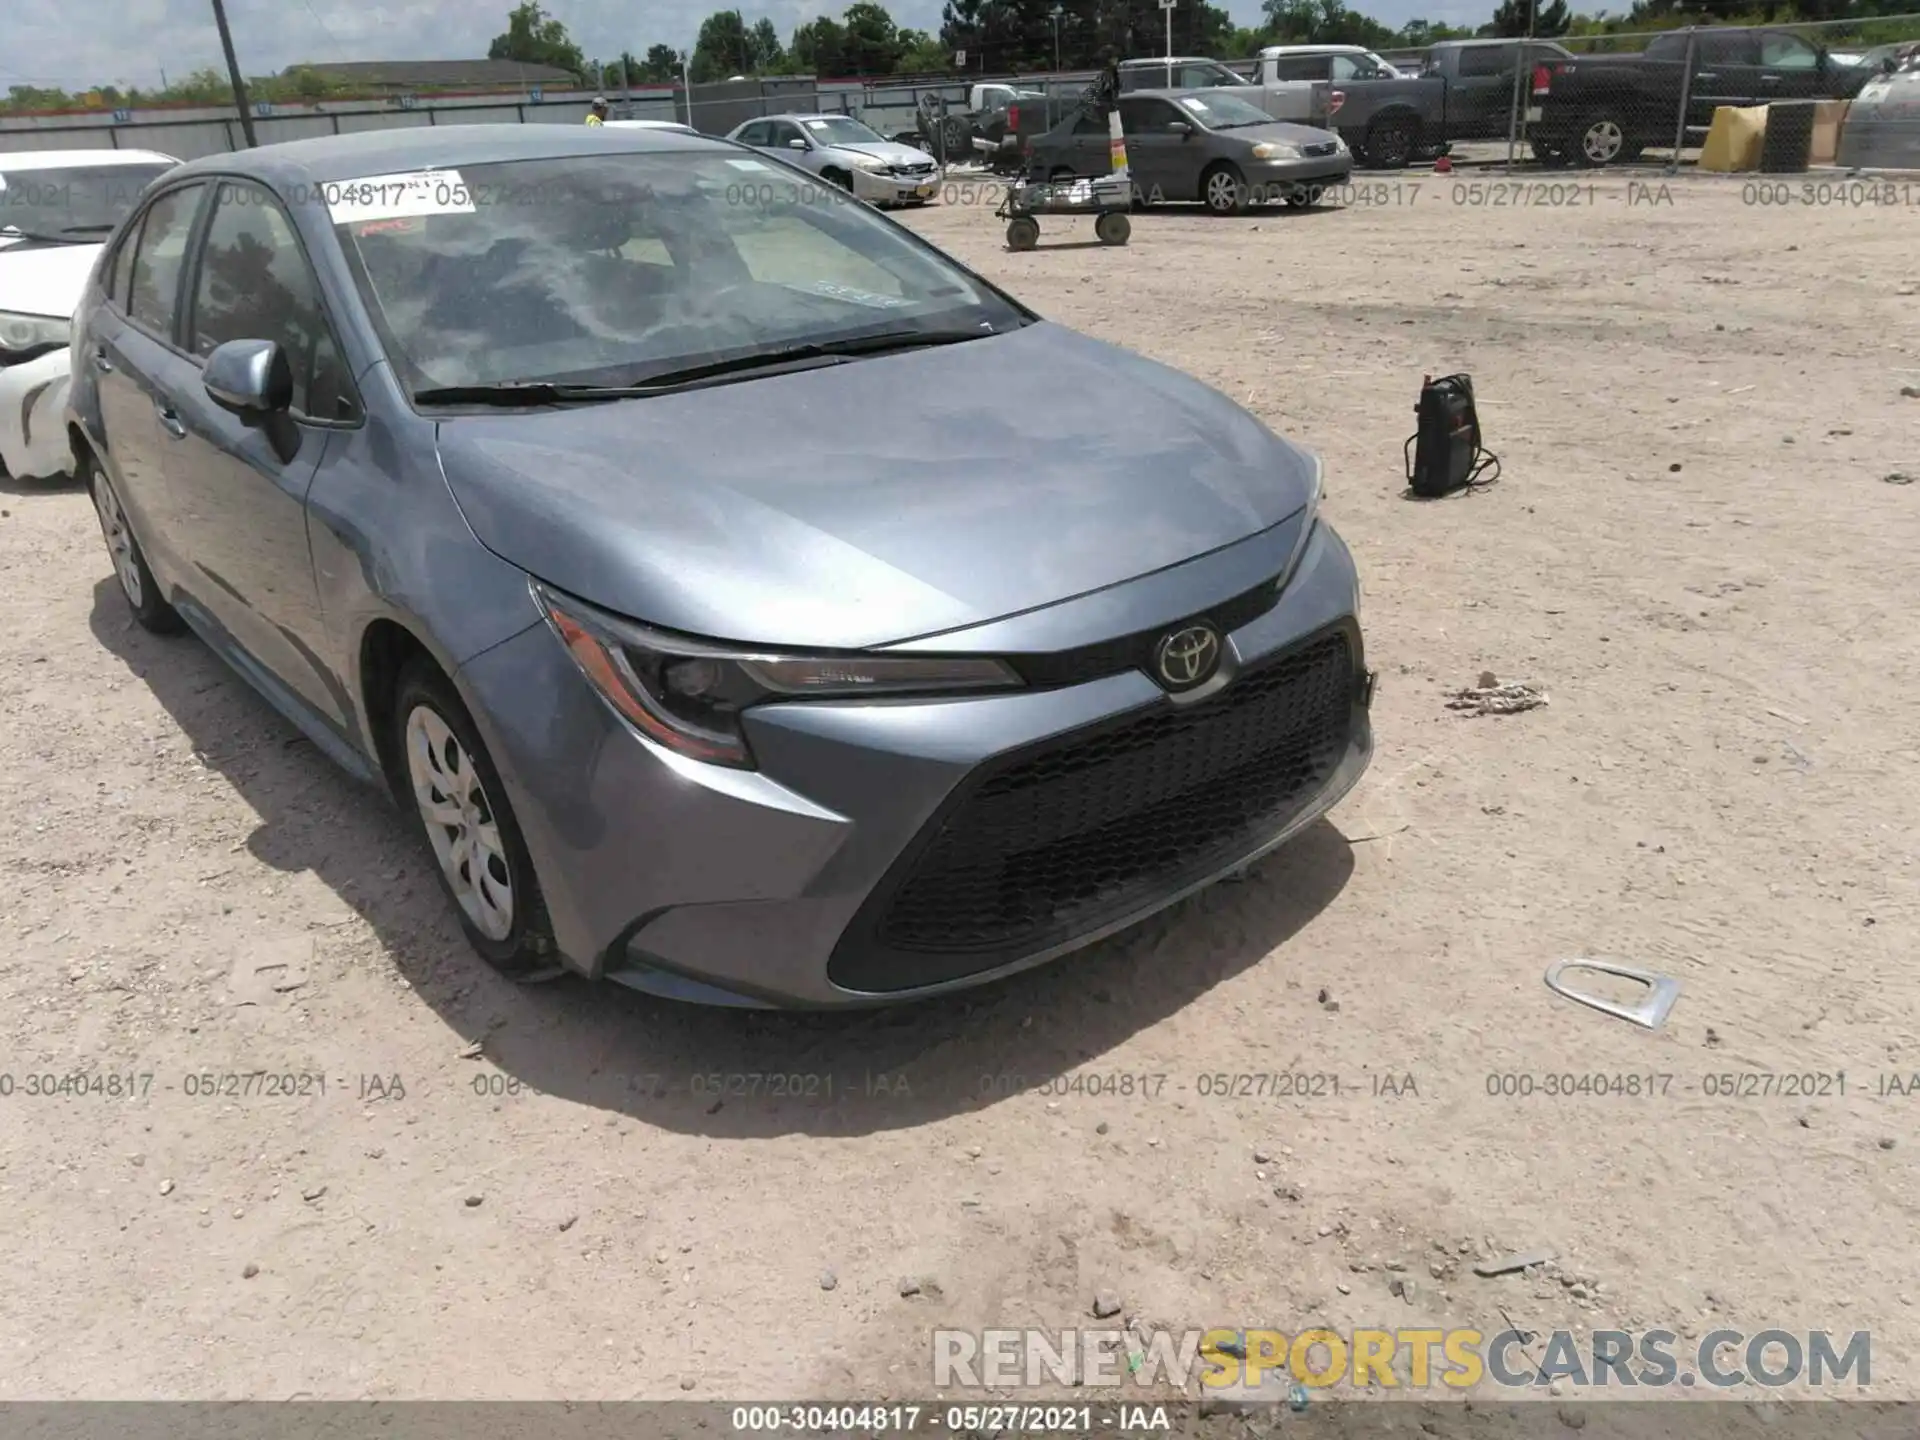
1167,120,1193,136
204,338,292,417
787,137,808,151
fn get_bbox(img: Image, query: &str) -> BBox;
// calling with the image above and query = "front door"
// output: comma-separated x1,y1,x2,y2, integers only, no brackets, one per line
1117,96,1189,202
92,181,208,585
1755,30,1830,101
162,177,360,729
1690,30,1762,129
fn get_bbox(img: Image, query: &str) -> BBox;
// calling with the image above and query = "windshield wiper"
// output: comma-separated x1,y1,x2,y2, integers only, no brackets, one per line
416,328,996,407
0,225,75,244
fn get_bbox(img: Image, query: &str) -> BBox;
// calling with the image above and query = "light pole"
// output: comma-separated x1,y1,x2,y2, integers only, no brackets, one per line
1051,4,1063,72
208,0,258,148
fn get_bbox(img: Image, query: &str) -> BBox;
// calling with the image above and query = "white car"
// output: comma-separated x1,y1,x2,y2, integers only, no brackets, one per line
0,148,177,481
726,114,943,206
600,119,699,134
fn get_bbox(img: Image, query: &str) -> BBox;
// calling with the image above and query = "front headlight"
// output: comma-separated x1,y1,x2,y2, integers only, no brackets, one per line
0,310,68,357
1251,142,1301,160
536,583,1023,769
1276,452,1324,595
851,154,891,172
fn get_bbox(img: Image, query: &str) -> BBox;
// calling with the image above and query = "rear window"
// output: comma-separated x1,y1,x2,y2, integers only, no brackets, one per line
0,162,173,243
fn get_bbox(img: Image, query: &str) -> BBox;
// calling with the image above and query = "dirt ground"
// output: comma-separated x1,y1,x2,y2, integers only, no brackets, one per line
1,167,1917,1409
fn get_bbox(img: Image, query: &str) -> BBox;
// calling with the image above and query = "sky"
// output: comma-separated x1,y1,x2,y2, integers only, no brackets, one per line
5,0,1496,92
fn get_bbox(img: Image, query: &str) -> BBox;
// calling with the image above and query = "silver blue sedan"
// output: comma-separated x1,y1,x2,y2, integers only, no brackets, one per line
69,123,1372,1008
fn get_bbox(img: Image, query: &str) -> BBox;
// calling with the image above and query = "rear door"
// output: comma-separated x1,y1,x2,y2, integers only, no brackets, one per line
1690,30,1762,125
1755,29,1829,100
91,181,208,583
164,177,360,726
1117,96,1189,200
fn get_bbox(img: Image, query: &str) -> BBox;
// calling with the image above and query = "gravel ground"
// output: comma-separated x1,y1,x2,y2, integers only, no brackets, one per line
0,167,1916,1406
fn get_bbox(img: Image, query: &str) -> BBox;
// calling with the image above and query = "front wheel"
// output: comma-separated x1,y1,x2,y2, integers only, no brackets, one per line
821,167,853,191
1006,216,1040,250
396,662,558,979
1094,211,1131,245
1201,163,1251,215
1531,139,1570,167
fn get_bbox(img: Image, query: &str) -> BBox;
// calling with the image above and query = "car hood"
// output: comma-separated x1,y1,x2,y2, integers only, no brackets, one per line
826,140,934,164
435,322,1320,650
1218,120,1343,146
0,240,99,318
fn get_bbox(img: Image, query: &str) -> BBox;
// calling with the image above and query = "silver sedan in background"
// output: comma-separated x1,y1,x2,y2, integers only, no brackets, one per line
726,113,944,205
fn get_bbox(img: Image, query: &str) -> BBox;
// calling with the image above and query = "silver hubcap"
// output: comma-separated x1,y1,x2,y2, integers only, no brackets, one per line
1207,172,1238,209
92,474,143,608
406,706,514,942
1583,120,1623,163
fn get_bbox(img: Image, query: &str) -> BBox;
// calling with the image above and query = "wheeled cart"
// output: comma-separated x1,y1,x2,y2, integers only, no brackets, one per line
995,173,1133,251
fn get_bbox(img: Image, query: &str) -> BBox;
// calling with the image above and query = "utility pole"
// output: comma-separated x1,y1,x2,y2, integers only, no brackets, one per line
208,0,259,147
1052,4,1062,72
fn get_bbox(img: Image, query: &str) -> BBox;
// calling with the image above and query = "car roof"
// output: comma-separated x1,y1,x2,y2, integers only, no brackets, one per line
1119,56,1217,66
1259,44,1370,54
752,113,866,123
0,148,179,171
162,124,729,189
601,119,694,130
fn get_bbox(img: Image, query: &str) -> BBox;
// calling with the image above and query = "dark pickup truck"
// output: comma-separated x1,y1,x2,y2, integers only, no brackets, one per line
1529,26,1893,166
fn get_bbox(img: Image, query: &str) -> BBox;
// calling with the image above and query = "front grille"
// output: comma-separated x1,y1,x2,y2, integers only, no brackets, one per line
1302,141,1339,157
889,161,937,176
1007,573,1283,689
827,625,1358,993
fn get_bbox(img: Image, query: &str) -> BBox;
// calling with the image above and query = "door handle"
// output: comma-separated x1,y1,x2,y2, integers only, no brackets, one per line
92,348,114,373
1760,73,1781,83
156,404,187,439
1695,71,1718,80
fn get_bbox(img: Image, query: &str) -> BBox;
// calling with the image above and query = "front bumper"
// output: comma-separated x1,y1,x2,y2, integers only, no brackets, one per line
851,165,945,204
459,517,1372,1008
1249,157,1353,200
0,347,74,481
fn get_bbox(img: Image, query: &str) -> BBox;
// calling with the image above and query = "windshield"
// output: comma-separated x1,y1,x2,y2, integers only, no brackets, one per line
1178,92,1277,128
0,163,172,241
798,115,885,146
329,152,1024,395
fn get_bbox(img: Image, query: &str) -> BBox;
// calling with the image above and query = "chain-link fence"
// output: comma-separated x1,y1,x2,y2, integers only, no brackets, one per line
1513,15,1920,170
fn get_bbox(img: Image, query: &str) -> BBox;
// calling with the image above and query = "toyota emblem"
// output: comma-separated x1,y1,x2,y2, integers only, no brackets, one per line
1154,624,1221,690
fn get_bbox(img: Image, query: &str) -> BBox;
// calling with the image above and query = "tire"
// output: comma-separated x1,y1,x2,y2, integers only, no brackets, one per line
86,448,183,636
1530,139,1569,167
1048,165,1077,182
942,117,972,159
1006,216,1041,251
1094,211,1130,245
822,167,853,190
1571,111,1629,167
1201,162,1251,215
394,661,558,980
1363,114,1419,169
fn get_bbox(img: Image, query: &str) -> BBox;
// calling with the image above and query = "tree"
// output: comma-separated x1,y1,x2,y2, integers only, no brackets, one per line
792,15,849,72
487,2,588,79
751,17,788,67
895,28,950,69
639,43,682,81
1261,0,1396,46
1487,0,1572,33
691,10,755,79
841,1,908,71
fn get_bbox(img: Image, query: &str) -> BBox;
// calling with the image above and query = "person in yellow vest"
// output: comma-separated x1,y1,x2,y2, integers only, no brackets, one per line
585,97,609,125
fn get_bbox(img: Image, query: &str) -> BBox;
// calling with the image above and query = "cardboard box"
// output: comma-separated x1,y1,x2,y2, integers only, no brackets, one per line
1810,99,1850,166
1698,104,1768,172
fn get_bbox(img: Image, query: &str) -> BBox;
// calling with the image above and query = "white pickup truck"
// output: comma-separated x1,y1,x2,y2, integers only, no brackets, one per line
1117,55,1331,123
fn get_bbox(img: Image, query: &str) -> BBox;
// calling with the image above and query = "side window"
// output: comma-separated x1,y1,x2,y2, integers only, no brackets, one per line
1136,98,1183,129
1072,109,1108,135
1330,55,1365,81
106,220,141,304
1460,45,1516,76
188,181,356,422
1759,33,1818,69
1699,33,1757,65
1272,56,1329,81
126,183,205,339
737,121,769,146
